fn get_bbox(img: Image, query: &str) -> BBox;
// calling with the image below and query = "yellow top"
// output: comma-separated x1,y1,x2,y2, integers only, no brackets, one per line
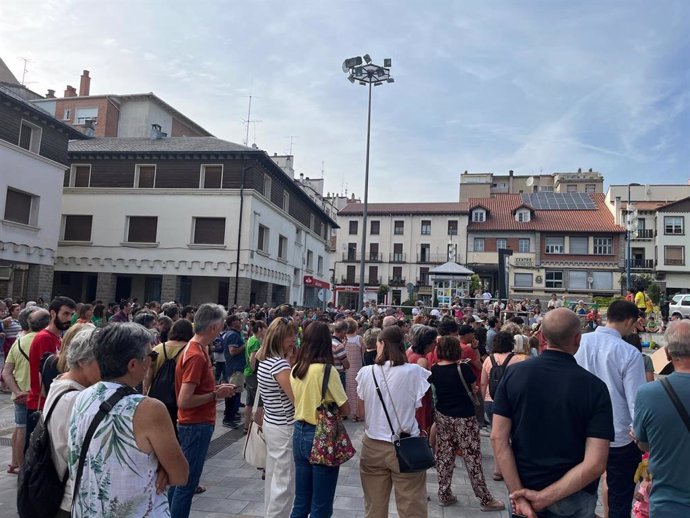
635,291,646,309
290,363,348,425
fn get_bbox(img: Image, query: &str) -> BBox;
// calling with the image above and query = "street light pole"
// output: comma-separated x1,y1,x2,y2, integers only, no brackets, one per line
342,55,394,311
626,183,640,291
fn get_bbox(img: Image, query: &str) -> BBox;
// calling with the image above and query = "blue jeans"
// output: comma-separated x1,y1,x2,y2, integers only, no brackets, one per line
532,489,597,518
169,423,214,518
290,421,340,518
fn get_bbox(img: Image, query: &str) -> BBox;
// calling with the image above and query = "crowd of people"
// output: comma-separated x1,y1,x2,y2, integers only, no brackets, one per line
0,293,688,518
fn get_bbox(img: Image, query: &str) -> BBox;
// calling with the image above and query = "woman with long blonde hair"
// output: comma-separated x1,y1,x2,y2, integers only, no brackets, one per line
256,317,298,518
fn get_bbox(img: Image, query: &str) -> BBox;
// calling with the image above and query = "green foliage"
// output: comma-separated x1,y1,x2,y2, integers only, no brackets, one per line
621,273,654,291
593,295,624,308
647,283,661,304
469,274,482,294
378,284,389,296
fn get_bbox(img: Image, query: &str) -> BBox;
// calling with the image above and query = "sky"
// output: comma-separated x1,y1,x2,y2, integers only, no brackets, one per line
1,0,689,202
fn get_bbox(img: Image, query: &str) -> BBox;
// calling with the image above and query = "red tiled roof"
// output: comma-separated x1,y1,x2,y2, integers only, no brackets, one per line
620,201,669,211
467,194,624,232
339,202,469,216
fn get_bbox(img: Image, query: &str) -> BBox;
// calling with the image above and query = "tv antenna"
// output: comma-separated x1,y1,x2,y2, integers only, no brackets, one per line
242,95,260,146
18,57,31,86
285,136,298,155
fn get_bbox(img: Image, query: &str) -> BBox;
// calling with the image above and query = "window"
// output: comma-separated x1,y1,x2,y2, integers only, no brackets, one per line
637,218,646,230
514,273,533,288
370,220,380,235
545,236,564,254
127,216,157,243
447,243,458,261
369,243,379,261
447,220,458,235
392,266,403,283
3,188,36,225
518,238,530,253
516,209,530,222
665,246,685,266
62,215,92,241
136,165,156,188
593,237,613,255
591,271,613,290
306,250,314,271
419,267,430,285
421,220,431,235
278,235,288,260
71,165,91,187
472,210,485,222
347,243,357,261
566,184,578,192
18,120,42,153
545,270,564,289
201,165,222,189
257,224,269,252
62,108,71,121
282,191,289,211
394,220,404,235
75,107,98,125
393,243,404,262
474,238,485,252
585,184,596,193
496,238,507,250
346,265,356,284
317,255,324,275
539,185,554,192
664,216,684,235
569,236,588,254
419,244,430,262
568,270,588,290
349,220,358,235
368,266,379,284
263,174,272,199
194,217,226,245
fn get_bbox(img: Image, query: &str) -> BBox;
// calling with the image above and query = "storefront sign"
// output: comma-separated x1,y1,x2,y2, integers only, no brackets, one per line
304,275,330,289
514,257,534,267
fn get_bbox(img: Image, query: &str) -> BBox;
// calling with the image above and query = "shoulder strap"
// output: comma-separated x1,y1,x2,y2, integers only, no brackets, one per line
457,363,474,400
372,368,397,438
489,354,498,368
660,378,690,434
171,345,184,361
320,364,332,403
72,385,138,511
501,352,515,367
162,342,168,360
43,388,78,426
16,337,29,362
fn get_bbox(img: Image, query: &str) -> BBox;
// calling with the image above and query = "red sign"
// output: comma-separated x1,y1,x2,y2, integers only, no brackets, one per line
303,275,330,289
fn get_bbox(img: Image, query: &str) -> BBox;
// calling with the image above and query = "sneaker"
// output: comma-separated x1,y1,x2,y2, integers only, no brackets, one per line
439,496,457,507
480,428,491,437
222,419,240,429
480,499,505,512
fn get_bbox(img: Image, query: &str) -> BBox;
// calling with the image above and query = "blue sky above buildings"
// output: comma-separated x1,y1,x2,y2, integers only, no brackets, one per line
1,0,688,201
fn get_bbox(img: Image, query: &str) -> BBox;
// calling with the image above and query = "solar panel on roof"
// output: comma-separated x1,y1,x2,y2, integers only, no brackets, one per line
521,192,595,210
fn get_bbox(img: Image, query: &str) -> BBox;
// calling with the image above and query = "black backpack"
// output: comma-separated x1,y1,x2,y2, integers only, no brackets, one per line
18,389,77,518
488,353,514,399
148,343,184,410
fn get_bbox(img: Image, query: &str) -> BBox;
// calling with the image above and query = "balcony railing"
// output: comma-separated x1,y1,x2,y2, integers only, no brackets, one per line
633,229,655,240
342,252,383,262
388,277,406,287
416,253,447,264
341,275,356,284
416,278,430,286
630,259,655,269
389,252,407,263
342,252,358,262
366,276,382,286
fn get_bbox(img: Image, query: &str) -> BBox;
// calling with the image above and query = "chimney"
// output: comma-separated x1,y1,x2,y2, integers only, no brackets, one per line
79,70,91,96
614,196,621,225
578,167,582,173
64,85,77,97
588,168,593,172
508,170,514,176
149,123,167,140
46,89,56,99
83,119,95,137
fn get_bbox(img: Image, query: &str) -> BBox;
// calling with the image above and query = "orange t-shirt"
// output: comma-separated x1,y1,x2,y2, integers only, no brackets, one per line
175,341,216,425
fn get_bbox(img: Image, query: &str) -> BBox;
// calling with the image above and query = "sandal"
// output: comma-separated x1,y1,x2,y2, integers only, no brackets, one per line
492,473,503,481
194,486,206,494
7,465,19,475
480,499,505,512
439,496,457,507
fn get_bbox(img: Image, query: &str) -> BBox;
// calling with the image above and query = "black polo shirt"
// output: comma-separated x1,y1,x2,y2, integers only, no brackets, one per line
492,349,614,494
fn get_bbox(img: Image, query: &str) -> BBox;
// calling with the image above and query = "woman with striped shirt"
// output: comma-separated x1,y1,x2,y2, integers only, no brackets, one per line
256,317,297,518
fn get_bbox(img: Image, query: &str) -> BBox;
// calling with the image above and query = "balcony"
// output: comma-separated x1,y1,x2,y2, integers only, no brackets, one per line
389,252,407,263
366,276,382,286
342,252,383,262
340,275,356,284
630,259,655,270
416,253,446,264
367,252,383,262
633,229,655,240
416,278,430,287
388,277,406,287
342,252,358,262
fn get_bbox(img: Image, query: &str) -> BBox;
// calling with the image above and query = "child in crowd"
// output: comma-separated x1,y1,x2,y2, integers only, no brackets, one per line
633,453,651,518
645,315,659,333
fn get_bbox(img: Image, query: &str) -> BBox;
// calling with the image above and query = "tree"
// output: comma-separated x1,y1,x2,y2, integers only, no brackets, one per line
469,273,482,295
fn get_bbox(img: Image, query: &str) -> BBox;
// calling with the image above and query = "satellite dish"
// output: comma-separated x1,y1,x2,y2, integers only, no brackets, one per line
525,177,535,187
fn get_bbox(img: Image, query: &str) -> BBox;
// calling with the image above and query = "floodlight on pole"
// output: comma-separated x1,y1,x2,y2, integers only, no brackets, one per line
342,54,394,312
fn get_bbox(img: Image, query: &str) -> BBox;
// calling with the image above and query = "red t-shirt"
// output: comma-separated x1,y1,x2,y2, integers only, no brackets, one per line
460,342,481,381
175,341,216,425
26,329,61,411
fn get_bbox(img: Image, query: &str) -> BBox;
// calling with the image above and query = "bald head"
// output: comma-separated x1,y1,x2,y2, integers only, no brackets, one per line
28,308,50,332
382,316,397,328
541,308,581,352
665,319,690,359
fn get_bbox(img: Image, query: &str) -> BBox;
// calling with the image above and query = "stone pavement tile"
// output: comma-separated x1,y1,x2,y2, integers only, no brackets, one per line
193,496,251,513
227,485,266,502
332,495,365,511
239,500,265,516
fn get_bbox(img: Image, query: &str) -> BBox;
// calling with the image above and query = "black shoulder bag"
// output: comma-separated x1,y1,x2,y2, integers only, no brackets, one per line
372,367,435,473
660,377,690,433
71,385,138,513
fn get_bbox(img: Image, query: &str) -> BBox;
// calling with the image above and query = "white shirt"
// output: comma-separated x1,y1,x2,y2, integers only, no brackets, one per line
575,326,646,447
356,362,430,442
482,292,492,303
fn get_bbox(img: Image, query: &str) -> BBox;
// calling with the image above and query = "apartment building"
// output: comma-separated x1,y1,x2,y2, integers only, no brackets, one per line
466,192,625,297
54,134,335,307
0,84,86,299
333,203,468,307
654,198,690,293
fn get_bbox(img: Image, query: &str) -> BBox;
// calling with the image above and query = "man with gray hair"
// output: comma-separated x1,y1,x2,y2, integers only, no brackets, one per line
633,320,690,516
331,319,350,388
2,306,47,473
170,303,237,518
492,308,614,518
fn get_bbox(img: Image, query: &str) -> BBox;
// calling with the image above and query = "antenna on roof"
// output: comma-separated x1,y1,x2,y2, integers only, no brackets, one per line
525,177,534,187
18,57,31,86
285,136,298,155
242,95,260,146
